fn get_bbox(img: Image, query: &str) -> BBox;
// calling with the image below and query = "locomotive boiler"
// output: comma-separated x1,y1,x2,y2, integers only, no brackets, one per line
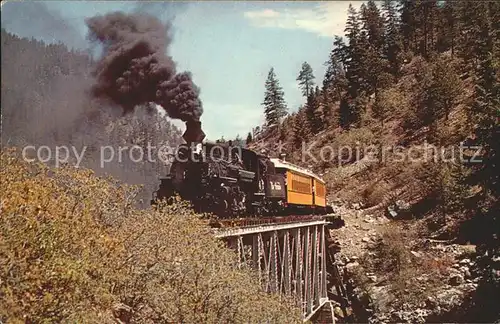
152,121,332,218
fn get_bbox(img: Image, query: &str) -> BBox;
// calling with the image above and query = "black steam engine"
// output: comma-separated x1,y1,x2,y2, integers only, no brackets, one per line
152,121,333,218
153,140,287,217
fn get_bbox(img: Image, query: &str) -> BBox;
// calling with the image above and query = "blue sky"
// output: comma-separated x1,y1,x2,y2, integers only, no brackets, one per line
1,1,363,140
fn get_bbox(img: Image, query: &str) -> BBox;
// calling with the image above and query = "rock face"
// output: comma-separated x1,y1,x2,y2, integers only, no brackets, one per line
330,203,482,324
366,252,482,323
369,283,477,324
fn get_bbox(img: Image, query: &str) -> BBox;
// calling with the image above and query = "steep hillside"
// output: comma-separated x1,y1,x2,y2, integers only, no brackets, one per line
253,54,499,324
249,1,499,322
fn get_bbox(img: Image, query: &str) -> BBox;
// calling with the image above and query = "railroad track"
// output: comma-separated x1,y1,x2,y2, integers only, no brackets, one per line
208,213,344,229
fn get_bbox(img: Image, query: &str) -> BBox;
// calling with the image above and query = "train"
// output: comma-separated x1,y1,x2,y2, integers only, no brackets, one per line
152,136,333,218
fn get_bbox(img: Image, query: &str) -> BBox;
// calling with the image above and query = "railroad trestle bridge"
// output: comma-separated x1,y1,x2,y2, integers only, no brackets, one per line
212,215,347,323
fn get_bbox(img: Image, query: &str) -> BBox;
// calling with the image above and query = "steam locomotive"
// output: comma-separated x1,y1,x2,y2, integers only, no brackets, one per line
152,121,333,218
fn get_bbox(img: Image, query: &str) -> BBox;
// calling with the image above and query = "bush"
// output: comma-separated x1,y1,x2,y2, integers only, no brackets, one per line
0,148,301,323
356,222,456,310
373,87,409,126
372,225,413,275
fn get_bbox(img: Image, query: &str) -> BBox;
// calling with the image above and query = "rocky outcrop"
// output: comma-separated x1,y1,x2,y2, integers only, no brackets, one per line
330,204,483,324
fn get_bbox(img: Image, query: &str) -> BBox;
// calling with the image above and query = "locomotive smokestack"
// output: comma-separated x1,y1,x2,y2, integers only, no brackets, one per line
183,120,205,144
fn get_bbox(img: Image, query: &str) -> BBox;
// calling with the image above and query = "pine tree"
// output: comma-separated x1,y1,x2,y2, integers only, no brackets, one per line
292,108,308,148
468,2,499,198
253,126,261,138
418,57,462,142
338,94,368,130
455,1,480,73
278,120,288,143
419,0,439,58
323,36,348,129
306,86,322,134
362,0,386,51
357,4,374,95
383,0,403,77
372,91,389,127
296,62,315,98
321,89,336,129
422,160,469,225
314,87,325,132
345,4,365,98
262,68,288,127
246,132,253,145
332,36,349,71
338,96,355,129
324,36,348,102
433,58,462,121
399,0,417,52
436,0,458,56
441,162,469,216
340,4,373,128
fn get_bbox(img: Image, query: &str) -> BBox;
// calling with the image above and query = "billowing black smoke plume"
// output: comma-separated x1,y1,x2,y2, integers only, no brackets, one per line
85,12,204,142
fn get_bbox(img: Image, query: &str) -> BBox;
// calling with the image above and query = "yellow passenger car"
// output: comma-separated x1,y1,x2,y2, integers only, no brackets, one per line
270,158,327,212
313,178,326,207
287,170,313,205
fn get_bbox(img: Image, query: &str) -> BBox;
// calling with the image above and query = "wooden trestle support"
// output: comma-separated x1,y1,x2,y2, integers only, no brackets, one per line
214,217,348,323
